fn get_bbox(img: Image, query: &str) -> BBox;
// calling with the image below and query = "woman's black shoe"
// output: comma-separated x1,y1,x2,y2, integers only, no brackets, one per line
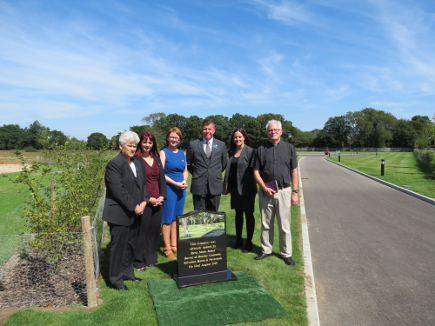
243,242,253,253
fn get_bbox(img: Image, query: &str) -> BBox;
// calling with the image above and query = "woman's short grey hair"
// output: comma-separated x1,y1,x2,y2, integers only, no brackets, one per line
265,119,282,131
119,131,139,145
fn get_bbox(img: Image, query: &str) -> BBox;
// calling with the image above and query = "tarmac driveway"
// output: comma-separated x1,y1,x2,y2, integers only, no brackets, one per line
299,154,435,326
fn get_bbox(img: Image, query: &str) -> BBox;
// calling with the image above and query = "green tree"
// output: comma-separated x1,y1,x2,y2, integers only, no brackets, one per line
311,129,336,147
392,119,415,147
24,120,49,150
0,124,25,149
38,130,51,150
291,128,317,147
345,111,358,150
205,115,230,146
163,114,188,131
12,146,108,265
323,115,351,148
140,112,168,149
281,119,297,144
391,115,434,148
141,112,166,134
182,115,203,148
66,137,86,150
227,114,262,148
87,132,109,150
431,114,435,148
48,130,68,148
130,125,148,137
352,108,397,147
412,115,433,149
256,113,285,130
109,132,123,150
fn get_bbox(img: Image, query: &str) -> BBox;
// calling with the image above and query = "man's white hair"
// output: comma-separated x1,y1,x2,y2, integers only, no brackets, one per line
265,119,282,131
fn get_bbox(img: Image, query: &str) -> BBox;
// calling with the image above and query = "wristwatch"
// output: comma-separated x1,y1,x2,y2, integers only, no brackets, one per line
292,190,299,193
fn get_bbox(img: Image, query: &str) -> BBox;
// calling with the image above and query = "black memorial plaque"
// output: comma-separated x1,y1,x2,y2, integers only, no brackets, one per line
175,210,237,288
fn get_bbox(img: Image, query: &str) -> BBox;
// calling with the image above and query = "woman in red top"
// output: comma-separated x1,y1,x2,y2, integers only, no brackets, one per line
133,132,166,270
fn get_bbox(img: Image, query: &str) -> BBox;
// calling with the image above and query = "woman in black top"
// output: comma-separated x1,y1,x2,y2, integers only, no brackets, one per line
223,128,257,252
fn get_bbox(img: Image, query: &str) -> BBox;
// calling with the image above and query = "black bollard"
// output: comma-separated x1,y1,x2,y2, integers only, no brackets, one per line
381,159,385,176
338,153,341,162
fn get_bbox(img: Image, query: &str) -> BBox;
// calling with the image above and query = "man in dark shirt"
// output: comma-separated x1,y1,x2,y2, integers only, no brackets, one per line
253,120,299,265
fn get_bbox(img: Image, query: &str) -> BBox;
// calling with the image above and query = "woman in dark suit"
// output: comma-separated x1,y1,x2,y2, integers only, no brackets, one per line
223,128,257,253
134,132,166,270
103,131,149,290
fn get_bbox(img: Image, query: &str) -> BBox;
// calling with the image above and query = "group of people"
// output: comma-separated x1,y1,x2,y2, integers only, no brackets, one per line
103,119,299,290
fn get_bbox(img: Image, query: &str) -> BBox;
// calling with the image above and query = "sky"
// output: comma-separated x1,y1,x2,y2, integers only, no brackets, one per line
1,0,435,140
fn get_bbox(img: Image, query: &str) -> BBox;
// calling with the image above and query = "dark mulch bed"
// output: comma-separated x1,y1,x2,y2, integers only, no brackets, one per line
0,245,90,308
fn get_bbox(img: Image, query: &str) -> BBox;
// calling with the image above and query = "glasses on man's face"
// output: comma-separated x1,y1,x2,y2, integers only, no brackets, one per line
267,129,281,133
169,136,180,140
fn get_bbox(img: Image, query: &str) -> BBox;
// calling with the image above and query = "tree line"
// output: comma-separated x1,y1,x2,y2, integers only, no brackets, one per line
1,108,434,152
0,121,75,151
316,109,434,149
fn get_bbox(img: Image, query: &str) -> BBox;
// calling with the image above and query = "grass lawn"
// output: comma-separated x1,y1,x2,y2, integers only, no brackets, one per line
0,172,30,235
327,152,435,199
0,171,55,266
2,174,308,326
1,169,54,235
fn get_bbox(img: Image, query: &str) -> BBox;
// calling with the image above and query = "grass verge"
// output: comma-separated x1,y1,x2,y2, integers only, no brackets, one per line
327,152,435,199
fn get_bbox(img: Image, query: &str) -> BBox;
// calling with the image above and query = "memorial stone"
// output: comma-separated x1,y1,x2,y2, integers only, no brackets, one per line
175,210,237,288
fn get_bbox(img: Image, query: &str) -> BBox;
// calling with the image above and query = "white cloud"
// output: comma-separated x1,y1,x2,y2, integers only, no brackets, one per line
250,0,315,25
369,0,435,86
258,53,285,79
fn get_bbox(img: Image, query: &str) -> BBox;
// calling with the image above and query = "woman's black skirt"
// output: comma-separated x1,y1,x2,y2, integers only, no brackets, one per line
230,188,256,212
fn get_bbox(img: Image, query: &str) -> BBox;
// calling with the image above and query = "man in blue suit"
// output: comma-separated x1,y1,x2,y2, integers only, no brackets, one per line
186,119,227,211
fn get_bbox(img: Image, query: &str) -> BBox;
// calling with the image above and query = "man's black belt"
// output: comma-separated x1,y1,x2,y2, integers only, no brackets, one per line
278,184,290,190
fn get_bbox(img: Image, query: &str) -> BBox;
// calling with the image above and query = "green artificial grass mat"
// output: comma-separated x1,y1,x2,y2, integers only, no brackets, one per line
148,271,289,326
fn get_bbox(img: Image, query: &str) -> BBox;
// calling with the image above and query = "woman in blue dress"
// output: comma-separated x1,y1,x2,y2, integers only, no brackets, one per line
159,127,188,259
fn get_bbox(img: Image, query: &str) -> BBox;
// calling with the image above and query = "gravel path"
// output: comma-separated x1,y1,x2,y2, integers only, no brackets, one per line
0,164,24,174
